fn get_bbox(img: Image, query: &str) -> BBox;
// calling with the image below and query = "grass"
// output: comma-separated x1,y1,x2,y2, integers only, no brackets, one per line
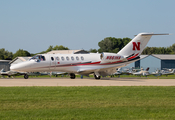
0,86,175,119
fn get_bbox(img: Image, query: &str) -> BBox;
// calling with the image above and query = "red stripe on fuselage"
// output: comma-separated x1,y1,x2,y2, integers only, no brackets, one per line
77,61,101,66
127,53,139,60
28,59,129,71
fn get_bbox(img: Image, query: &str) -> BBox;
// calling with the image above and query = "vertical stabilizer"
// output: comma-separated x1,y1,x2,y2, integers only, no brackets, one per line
117,33,169,58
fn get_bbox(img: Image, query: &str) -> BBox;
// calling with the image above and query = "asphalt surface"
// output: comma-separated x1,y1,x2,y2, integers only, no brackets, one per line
0,78,175,86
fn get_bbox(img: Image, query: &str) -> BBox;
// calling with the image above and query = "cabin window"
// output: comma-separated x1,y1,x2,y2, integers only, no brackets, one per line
81,56,84,60
76,56,79,60
51,57,54,61
71,56,74,61
66,56,69,61
61,57,64,61
56,57,59,61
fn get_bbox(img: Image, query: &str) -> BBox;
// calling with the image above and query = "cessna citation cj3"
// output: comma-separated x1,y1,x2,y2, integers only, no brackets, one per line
10,33,169,79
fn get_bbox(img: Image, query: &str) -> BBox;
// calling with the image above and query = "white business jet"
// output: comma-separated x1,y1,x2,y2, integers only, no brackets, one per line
132,67,150,76
10,33,169,79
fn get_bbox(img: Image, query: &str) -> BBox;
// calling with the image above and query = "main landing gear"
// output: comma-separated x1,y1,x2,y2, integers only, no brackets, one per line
24,74,29,79
70,73,76,79
94,74,101,79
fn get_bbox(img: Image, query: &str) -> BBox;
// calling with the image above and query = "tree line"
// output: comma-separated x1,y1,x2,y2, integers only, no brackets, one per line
89,37,175,55
0,37,175,60
142,46,175,54
0,45,69,60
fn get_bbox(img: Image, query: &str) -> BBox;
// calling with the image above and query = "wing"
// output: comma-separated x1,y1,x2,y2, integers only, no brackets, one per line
77,64,127,77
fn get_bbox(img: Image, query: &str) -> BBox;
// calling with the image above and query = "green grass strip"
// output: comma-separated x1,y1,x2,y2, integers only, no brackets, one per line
0,86,175,119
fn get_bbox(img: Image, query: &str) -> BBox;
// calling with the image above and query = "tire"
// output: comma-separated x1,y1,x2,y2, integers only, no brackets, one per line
70,73,76,79
94,74,101,79
24,74,29,79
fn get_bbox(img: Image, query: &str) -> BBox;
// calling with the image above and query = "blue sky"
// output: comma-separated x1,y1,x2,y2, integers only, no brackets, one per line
0,0,174,53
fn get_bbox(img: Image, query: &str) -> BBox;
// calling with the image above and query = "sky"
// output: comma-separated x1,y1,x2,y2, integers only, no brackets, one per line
0,0,175,54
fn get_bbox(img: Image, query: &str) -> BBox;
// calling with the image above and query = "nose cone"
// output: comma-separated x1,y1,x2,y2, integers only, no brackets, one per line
10,61,31,72
10,64,23,72
10,64,19,71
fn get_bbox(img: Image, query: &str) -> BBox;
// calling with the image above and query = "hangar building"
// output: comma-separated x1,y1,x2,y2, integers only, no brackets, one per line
0,60,11,71
10,57,31,66
125,54,175,73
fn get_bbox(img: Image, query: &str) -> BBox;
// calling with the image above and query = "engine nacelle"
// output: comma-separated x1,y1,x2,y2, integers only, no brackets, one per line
100,52,126,63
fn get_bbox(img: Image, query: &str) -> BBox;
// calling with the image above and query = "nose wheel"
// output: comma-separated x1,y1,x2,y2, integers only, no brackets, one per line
24,74,29,79
70,73,76,79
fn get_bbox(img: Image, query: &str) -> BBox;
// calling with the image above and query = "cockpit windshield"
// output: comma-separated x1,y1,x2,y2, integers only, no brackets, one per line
30,55,46,61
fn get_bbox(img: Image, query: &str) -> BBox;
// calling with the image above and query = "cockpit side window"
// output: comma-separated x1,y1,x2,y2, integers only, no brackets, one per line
30,55,46,62
41,55,46,61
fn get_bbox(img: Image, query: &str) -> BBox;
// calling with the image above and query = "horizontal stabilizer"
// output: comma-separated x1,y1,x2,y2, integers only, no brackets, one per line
141,33,169,36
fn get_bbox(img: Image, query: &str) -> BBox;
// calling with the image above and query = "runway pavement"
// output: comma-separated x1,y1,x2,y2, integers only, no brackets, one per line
0,78,175,86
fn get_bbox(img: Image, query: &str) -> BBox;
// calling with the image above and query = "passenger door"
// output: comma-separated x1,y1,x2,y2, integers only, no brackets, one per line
50,56,56,70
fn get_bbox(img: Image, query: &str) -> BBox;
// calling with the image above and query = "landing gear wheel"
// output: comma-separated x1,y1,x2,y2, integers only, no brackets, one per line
94,74,101,79
70,73,76,79
24,74,29,79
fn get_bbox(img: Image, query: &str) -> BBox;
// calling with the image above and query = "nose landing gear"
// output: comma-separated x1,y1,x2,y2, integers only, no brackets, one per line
24,74,29,79
70,73,76,79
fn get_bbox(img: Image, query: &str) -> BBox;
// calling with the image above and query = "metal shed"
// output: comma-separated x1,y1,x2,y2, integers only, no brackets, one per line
0,60,11,71
152,54,175,70
136,54,175,72
10,57,31,66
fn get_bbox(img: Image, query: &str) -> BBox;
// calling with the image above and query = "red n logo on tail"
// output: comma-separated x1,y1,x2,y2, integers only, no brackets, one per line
132,42,140,50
